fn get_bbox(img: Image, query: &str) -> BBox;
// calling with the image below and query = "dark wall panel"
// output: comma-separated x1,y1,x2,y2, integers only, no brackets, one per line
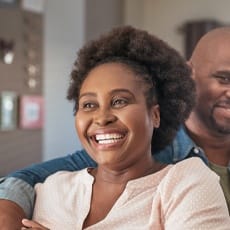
0,8,43,176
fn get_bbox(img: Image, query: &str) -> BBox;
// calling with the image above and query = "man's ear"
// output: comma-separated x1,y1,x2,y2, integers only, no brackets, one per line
151,104,160,128
187,60,195,80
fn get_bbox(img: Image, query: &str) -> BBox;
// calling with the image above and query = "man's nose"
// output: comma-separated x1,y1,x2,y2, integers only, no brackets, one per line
94,109,117,126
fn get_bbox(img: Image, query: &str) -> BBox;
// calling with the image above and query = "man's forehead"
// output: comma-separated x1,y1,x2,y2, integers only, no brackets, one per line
196,34,230,63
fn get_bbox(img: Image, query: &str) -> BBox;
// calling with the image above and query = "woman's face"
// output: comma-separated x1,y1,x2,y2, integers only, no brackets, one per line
75,62,160,170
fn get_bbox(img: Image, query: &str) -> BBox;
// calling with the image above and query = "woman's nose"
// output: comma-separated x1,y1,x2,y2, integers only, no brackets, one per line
94,109,117,126
226,88,230,98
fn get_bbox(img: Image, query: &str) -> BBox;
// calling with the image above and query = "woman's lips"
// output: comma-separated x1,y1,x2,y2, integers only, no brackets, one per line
89,131,127,149
95,133,125,144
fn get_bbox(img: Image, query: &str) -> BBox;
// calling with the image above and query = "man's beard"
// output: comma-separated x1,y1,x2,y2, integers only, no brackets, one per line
210,108,230,135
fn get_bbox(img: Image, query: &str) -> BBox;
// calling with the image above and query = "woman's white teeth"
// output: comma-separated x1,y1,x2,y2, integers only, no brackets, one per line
95,133,123,144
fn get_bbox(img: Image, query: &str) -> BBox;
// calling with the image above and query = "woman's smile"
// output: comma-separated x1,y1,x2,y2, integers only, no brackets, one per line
89,130,128,150
94,133,126,144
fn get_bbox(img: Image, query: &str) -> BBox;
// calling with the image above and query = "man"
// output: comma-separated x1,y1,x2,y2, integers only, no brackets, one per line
0,27,229,229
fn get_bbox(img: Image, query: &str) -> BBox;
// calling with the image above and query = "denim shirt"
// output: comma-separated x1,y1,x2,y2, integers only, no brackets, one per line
154,126,209,165
0,125,228,217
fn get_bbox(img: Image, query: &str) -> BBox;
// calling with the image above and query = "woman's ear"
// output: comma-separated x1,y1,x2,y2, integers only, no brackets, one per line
151,104,160,128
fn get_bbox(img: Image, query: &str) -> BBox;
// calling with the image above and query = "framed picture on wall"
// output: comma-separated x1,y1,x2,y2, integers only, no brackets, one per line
0,91,18,131
21,0,45,13
19,95,44,129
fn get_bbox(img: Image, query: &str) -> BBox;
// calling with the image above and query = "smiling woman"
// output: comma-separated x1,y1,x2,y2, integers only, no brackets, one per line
76,62,160,168
22,26,230,229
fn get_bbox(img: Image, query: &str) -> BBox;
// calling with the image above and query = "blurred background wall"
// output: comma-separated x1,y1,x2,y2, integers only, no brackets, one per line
43,0,123,161
124,0,230,55
0,0,230,174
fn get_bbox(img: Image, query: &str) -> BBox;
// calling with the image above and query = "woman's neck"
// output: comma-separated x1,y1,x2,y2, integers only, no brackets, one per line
90,158,166,185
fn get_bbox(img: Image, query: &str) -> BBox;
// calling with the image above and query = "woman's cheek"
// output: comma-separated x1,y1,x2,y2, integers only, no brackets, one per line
75,112,90,140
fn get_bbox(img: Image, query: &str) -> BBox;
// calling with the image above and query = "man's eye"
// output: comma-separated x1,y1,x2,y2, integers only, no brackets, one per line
214,75,230,84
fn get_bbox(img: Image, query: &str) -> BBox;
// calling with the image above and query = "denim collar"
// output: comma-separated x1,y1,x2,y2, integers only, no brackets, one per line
154,125,209,165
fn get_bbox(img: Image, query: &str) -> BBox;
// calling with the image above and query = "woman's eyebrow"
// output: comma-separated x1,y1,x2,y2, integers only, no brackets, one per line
110,88,134,95
79,92,96,99
80,89,135,98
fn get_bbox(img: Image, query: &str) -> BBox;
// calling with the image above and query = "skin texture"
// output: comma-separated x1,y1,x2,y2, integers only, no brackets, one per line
186,27,230,166
21,219,48,230
0,200,25,230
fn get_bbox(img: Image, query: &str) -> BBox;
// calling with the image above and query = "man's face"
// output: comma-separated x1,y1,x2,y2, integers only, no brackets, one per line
192,42,230,135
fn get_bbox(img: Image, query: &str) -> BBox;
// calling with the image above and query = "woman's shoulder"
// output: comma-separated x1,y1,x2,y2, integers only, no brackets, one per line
158,158,230,228
170,157,218,179
47,168,86,180
158,157,222,201
158,157,220,193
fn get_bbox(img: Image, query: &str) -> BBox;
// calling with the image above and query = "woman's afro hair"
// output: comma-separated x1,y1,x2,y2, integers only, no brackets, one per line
67,26,196,152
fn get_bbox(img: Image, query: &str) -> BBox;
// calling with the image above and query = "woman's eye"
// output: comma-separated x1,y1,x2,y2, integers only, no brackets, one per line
84,103,93,108
112,98,128,107
80,102,96,110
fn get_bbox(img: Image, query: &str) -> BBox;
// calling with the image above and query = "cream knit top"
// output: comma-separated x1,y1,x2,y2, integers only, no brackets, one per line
33,158,230,230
